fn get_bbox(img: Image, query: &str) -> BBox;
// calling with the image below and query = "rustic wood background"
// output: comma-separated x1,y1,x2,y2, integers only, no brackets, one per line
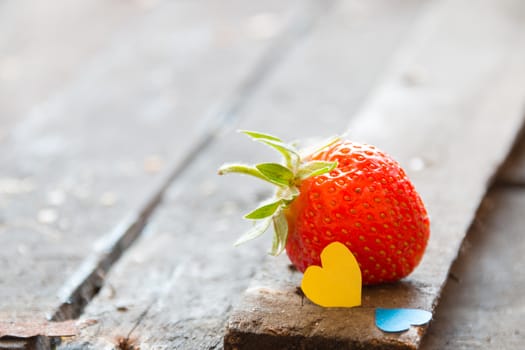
1,0,524,349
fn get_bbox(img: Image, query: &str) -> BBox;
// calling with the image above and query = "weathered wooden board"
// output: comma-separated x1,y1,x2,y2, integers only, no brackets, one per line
0,0,148,139
420,187,525,349
225,0,525,348
63,1,430,349
0,0,303,345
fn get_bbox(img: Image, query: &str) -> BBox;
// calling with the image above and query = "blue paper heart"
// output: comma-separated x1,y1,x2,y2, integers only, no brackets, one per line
375,308,432,333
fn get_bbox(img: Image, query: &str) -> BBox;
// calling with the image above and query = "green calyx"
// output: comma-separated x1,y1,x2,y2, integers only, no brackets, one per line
218,130,339,256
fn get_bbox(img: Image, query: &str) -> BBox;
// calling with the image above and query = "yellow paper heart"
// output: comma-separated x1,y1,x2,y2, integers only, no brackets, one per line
301,242,362,307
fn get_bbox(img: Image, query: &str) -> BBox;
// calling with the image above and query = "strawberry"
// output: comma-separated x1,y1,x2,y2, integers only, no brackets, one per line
219,131,429,285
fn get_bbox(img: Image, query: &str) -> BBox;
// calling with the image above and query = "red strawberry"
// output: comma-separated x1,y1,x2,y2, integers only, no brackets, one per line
219,131,430,285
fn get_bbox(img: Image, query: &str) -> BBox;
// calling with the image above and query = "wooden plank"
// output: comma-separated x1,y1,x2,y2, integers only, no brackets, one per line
63,1,429,349
0,0,301,344
224,0,525,348
420,187,525,349
0,0,147,140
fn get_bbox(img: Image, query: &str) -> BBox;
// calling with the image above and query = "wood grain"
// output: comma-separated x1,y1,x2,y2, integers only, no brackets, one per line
62,1,429,349
225,0,525,348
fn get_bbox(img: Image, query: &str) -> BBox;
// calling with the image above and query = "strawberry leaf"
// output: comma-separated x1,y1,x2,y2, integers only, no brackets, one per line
258,139,300,157
244,200,282,220
258,139,300,168
297,161,338,180
239,130,301,168
218,163,278,185
270,211,288,256
256,163,294,186
234,217,273,246
240,130,282,142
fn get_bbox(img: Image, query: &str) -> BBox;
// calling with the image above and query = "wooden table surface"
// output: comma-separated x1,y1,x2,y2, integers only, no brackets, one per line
0,0,524,349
